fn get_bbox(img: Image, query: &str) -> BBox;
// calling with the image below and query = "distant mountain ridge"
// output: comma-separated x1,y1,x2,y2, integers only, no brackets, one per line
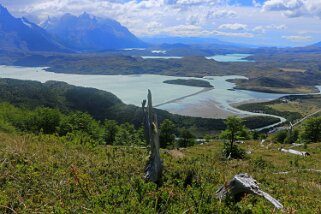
0,4,253,53
0,4,68,52
42,12,147,51
141,36,256,48
312,41,321,47
0,4,146,52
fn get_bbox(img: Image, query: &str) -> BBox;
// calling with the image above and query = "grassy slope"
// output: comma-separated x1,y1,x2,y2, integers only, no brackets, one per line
0,132,320,213
267,95,321,117
231,79,319,94
237,95,321,123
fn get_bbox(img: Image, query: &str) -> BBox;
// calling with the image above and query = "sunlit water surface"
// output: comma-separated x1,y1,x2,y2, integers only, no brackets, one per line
0,65,295,118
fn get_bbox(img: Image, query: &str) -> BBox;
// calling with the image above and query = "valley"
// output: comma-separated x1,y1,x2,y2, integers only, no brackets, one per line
0,66,294,123
0,2,321,213
1,49,320,94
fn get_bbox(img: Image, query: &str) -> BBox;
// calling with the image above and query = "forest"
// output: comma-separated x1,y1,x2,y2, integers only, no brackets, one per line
0,78,280,135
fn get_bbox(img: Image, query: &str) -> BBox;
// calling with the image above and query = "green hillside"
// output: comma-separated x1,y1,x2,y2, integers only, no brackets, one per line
0,78,320,213
0,132,320,213
0,78,280,133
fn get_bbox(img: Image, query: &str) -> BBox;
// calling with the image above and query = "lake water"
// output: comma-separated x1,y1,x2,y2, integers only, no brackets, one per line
141,56,183,59
140,54,253,62
0,65,293,120
206,54,254,62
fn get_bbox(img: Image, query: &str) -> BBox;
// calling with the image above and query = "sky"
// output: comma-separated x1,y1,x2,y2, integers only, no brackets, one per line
1,0,321,47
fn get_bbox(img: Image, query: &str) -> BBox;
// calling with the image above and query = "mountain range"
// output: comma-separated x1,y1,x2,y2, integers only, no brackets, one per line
0,4,146,52
312,41,321,47
141,36,257,48
0,5,67,52
42,12,147,51
1,4,321,52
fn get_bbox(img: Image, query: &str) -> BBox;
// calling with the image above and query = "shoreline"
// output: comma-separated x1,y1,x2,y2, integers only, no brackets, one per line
155,87,214,107
162,99,235,119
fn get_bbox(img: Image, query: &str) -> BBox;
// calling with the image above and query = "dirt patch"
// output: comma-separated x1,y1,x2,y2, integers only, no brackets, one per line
165,149,185,159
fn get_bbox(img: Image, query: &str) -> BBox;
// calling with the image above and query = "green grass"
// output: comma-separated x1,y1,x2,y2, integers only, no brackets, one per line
267,95,321,117
0,132,320,213
237,94,321,124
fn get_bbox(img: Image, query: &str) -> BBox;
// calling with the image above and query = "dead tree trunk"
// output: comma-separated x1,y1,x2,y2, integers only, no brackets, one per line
216,173,283,210
142,90,163,184
279,148,310,156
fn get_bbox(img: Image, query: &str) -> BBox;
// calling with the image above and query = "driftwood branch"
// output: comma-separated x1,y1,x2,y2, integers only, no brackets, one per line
279,148,310,156
216,173,283,210
290,143,304,148
143,90,163,184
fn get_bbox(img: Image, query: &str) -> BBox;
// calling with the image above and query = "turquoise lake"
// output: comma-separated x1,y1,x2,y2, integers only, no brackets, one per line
206,54,254,62
0,65,294,120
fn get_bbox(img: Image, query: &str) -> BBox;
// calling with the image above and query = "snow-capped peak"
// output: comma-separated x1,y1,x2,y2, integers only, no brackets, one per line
21,17,33,28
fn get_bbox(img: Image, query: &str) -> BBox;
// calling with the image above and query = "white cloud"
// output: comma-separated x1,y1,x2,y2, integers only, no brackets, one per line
174,0,228,6
1,0,321,46
282,35,312,42
159,24,203,36
212,30,254,38
252,0,261,8
253,24,286,33
212,9,237,18
263,0,321,18
218,23,247,30
141,24,254,38
253,26,266,33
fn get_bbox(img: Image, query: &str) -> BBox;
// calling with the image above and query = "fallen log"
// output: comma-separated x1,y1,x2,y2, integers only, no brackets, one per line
291,143,304,147
279,148,310,156
143,90,163,184
216,173,283,210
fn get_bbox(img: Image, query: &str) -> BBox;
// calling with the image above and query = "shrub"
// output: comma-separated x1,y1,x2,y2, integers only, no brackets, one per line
58,112,103,142
219,116,246,159
103,120,119,145
272,130,288,144
221,142,246,160
159,119,176,148
302,116,321,143
28,107,61,134
178,128,195,148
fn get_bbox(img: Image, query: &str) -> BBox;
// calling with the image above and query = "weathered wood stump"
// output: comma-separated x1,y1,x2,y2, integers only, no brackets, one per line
216,173,283,210
279,148,310,156
142,90,163,184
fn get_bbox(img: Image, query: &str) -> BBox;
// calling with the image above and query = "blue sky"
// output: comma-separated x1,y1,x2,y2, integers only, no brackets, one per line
1,0,321,47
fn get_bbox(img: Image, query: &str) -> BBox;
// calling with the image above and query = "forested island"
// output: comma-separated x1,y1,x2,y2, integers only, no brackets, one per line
163,79,213,88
